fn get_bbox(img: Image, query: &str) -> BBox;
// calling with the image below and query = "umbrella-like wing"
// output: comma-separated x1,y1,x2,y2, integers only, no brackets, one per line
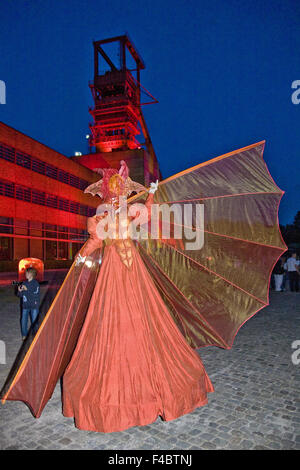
1,247,102,417
130,141,287,348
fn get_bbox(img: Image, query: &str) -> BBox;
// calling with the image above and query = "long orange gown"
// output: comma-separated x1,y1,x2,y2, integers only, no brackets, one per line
2,141,286,433
62,213,214,433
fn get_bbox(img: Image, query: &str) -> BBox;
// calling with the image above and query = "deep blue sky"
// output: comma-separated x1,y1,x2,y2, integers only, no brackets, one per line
0,0,299,224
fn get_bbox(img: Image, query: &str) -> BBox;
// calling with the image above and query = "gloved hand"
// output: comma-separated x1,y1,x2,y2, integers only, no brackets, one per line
149,180,159,194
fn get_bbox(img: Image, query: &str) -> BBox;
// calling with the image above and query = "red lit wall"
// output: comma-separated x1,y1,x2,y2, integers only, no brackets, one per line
0,121,99,227
0,121,100,265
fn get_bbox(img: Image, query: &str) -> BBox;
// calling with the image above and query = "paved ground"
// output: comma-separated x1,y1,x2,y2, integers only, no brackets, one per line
0,273,299,450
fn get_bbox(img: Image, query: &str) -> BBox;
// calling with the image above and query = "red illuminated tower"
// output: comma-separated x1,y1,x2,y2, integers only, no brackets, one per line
73,34,160,186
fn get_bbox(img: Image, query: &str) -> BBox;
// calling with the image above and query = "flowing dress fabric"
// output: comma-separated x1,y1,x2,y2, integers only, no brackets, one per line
62,240,214,433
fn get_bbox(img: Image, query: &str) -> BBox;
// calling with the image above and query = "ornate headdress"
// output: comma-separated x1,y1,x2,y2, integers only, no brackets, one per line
84,160,147,202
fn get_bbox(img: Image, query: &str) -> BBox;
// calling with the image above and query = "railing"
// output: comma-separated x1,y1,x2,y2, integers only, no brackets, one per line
0,221,88,243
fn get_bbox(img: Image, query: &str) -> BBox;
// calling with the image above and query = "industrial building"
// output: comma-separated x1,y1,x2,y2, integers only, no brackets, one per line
0,34,160,270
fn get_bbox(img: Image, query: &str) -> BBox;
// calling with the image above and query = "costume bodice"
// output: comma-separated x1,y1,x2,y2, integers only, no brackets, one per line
88,215,135,269
82,193,154,270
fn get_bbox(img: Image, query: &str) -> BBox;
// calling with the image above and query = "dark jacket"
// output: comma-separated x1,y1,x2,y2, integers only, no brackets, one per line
17,279,40,309
273,260,284,275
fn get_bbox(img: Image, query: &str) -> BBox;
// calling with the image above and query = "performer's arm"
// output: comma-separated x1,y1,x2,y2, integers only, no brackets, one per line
144,192,155,222
130,180,158,225
76,217,103,259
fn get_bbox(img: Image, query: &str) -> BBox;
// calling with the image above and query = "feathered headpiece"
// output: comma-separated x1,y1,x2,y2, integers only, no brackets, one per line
84,160,147,202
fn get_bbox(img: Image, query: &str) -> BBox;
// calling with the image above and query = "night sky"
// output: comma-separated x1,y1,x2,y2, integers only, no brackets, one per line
0,0,299,224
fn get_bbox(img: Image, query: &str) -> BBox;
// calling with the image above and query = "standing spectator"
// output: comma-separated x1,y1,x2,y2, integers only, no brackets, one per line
284,252,300,292
17,267,40,340
273,257,285,292
280,256,287,291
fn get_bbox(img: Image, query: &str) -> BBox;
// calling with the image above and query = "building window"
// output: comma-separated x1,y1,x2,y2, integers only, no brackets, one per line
0,142,90,190
59,198,69,212
31,158,46,174
0,177,95,217
16,151,31,169
32,190,45,205
0,218,88,262
58,226,73,259
0,216,13,260
45,224,57,260
0,237,12,260
57,242,68,260
45,164,58,179
15,185,31,202
58,170,70,185
46,194,58,209
0,179,14,198
0,144,14,162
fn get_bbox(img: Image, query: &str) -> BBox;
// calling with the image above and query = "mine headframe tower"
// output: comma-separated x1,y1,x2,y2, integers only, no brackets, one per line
89,34,158,167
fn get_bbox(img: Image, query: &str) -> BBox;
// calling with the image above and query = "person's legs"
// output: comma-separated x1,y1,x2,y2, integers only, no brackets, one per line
21,309,30,338
29,309,39,333
289,272,297,292
281,272,287,291
274,274,283,291
286,272,290,290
